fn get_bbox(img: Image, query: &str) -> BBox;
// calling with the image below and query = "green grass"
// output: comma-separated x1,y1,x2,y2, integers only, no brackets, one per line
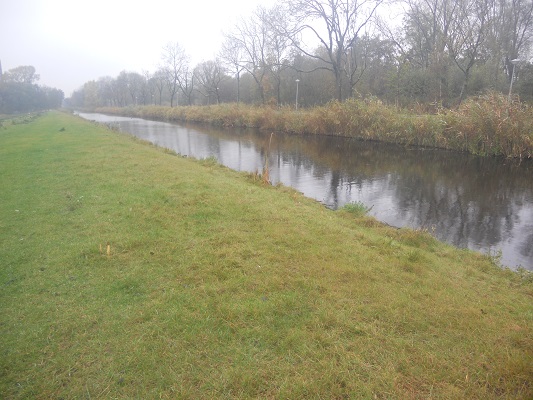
342,201,371,217
1,111,532,399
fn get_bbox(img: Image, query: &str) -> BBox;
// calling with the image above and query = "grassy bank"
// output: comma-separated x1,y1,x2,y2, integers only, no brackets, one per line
1,111,532,399
95,92,533,159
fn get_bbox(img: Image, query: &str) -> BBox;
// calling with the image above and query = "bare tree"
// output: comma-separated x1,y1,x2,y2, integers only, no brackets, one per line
223,7,272,104
220,36,246,102
141,70,153,105
195,59,225,104
161,42,188,107
397,0,532,102
401,0,454,68
150,69,167,105
390,0,457,103
285,0,383,101
495,0,533,81
446,0,490,102
264,4,293,105
114,71,130,106
177,64,195,106
123,72,146,105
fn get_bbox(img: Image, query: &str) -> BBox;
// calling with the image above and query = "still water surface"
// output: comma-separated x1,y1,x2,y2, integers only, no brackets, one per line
77,112,533,270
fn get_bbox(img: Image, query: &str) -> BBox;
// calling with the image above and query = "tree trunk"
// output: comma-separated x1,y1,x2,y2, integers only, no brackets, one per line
336,73,343,101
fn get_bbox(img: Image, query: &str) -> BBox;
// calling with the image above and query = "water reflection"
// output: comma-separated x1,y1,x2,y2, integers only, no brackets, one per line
77,113,533,270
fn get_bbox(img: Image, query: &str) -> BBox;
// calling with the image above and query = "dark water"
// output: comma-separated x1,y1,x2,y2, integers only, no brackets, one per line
77,112,533,270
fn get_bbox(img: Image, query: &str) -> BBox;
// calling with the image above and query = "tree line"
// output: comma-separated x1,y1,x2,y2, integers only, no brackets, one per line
0,65,64,114
66,0,533,110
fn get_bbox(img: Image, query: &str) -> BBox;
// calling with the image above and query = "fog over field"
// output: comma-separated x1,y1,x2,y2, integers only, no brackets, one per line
0,0,277,95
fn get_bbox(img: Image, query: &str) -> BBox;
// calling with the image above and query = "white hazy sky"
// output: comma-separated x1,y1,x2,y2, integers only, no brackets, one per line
1,0,277,96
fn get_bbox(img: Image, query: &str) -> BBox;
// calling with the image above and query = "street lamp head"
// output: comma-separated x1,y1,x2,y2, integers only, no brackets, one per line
511,58,521,65
296,79,300,83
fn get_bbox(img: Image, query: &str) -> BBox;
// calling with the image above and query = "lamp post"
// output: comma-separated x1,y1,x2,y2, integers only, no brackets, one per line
295,79,300,110
508,58,520,101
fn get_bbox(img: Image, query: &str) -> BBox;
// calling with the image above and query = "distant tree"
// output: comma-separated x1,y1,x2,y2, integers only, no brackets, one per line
264,4,293,105
82,81,101,108
493,0,533,82
289,50,337,105
222,5,297,105
517,61,533,100
445,0,490,102
96,76,116,106
223,6,274,104
114,71,130,106
177,64,195,106
65,88,85,109
142,70,154,105
0,82,35,113
124,71,146,105
161,42,188,107
0,65,63,113
355,36,399,99
285,0,384,101
64,0,533,110
389,0,456,104
387,0,533,105
220,36,246,102
2,65,40,84
150,69,167,105
195,59,225,104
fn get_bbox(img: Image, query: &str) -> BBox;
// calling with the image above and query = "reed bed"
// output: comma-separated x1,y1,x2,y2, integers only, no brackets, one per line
95,92,533,159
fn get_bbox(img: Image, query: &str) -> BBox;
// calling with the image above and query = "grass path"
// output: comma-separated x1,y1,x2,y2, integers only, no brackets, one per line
0,111,531,399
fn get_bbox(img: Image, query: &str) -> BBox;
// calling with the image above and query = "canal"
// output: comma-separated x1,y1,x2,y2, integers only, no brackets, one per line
77,112,533,270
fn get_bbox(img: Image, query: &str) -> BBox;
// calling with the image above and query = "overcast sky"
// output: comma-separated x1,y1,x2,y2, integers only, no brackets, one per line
1,0,277,96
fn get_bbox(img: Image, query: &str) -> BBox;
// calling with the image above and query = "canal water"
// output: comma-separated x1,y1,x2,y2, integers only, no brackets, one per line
77,112,533,270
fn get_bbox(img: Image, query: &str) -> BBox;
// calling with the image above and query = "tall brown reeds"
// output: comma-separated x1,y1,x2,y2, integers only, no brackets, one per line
442,92,532,158
94,92,532,159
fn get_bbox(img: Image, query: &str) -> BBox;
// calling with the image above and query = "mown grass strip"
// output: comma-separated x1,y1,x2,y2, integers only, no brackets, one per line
1,111,532,399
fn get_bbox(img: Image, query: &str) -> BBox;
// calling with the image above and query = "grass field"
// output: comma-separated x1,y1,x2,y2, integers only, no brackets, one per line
1,111,532,399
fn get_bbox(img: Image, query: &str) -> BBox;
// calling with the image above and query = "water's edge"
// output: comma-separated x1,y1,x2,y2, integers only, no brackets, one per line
76,112,533,270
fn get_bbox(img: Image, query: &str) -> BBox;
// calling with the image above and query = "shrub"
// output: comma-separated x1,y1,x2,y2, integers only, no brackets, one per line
341,201,370,216
442,91,533,158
